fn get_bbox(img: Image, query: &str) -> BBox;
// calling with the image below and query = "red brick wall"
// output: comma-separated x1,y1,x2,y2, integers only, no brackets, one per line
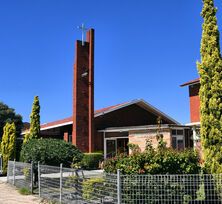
72,29,94,153
189,84,200,123
64,132,68,142
94,132,104,152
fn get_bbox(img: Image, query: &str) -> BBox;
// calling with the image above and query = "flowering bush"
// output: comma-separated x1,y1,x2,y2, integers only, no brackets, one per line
103,142,200,174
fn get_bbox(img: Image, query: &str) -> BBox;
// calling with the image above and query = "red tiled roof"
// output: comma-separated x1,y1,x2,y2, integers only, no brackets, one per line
40,102,128,130
34,99,179,132
180,78,200,87
94,102,128,114
41,116,73,129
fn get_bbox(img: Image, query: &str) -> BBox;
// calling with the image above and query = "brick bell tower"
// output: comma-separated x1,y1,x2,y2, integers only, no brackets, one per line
72,28,94,153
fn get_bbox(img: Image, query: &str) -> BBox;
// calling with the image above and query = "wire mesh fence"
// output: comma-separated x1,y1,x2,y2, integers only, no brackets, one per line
120,174,222,204
38,164,117,204
7,160,33,192
6,160,222,203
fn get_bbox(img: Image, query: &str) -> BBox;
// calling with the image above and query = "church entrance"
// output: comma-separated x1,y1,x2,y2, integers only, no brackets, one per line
105,137,129,158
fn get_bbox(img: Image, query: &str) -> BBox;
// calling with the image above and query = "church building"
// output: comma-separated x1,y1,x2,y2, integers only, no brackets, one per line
22,28,193,158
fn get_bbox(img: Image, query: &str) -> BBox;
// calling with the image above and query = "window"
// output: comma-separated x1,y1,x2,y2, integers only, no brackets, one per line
177,130,183,135
172,137,177,149
68,135,72,143
172,129,184,150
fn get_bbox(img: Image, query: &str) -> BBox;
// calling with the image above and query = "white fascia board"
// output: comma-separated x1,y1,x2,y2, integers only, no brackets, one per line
98,127,148,133
21,121,73,135
95,98,180,125
185,122,200,126
40,121,73,131
94,99,140,117
98,125,171,133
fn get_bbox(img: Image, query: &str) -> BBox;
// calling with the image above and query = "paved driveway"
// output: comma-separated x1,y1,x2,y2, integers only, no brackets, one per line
0,181,41,204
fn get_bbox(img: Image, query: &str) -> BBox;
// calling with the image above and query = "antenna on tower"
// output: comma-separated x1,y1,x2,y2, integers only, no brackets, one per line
77,23,88,46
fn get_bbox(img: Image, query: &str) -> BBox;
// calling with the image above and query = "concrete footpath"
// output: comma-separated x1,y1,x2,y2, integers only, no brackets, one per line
0,179,42,204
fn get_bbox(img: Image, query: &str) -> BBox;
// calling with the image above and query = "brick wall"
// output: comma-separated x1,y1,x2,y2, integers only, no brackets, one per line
189,84,200,123
128,129,171,152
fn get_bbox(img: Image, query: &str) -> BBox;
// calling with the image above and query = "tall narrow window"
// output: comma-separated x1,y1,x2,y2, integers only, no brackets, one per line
172,129,184,150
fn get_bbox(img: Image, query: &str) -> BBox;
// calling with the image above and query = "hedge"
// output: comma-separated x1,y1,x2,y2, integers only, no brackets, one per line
20,138,83,167
81,153,103,170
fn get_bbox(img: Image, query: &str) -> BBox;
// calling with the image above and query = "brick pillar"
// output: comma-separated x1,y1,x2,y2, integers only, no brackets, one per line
189,84,200,123
64,132,68,142
72,29,94,153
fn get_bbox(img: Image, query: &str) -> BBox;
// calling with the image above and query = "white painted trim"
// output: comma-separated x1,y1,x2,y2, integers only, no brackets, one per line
99,126,170,133
103,132,106,160
94,100,139,117
172,135,185,149
189,82,200,86
21,121,73,135
99,125,189,133
95,99,179,125
21,99,179,135
40,121,73,131
105,136,128,139
185,122,200,126
104,136,128,159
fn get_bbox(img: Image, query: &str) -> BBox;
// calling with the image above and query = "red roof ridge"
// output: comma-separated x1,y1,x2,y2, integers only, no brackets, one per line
39,101,130,129
95,101,128,114
180,78,200,87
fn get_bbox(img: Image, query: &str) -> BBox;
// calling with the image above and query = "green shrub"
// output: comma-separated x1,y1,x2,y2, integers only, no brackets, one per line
82,177,104,201
20,138,83,167
81,153,103,170
103,148,200,175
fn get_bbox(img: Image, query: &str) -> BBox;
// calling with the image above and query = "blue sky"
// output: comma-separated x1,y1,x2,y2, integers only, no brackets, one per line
0,0,221,124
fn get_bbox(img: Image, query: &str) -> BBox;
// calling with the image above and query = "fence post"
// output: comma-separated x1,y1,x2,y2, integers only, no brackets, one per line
60,163,63,204
7,160,9,183
38,162,41,198
30,161,33,193
117,169,121,204
13,159,16,185
0,154,2,175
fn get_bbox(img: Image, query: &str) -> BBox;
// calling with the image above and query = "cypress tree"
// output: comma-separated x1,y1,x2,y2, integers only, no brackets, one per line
24,96,40,144
1,123,16,174
197,0,222,173
0,101,23,139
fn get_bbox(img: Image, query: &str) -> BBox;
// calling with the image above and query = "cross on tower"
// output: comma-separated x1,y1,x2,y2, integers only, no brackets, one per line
77,23,88,46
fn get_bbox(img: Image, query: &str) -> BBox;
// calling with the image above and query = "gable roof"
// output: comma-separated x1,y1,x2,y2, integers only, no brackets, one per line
94,99,179,124
180,78,200,87
23,99,179,133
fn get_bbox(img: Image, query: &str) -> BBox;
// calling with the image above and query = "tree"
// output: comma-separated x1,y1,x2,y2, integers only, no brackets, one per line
1,123,16,174
197,0,222,173
0,102,23,139
24,96,40,144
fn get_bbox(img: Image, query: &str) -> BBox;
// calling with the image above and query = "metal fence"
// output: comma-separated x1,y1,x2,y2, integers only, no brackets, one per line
7,161,222,203
38,163,117,204
7,160,33,192
120,174,222,203
0,155,2,174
